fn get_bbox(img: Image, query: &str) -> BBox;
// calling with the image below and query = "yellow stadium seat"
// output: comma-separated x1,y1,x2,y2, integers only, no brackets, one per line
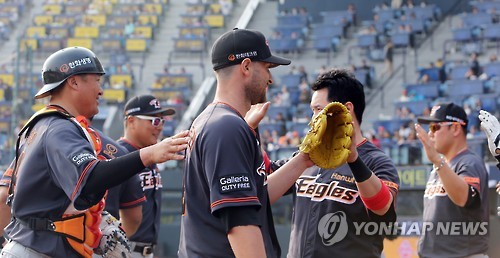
135,26,153,38
209,4,222,14
204,15,224,28
84,15,107,26
67,38,93,49
103,89,126,103
43,4,62,14
21,39,38,51
27,26,46,38
138,15,158,26
143,4,162,14
0,74,14,86
110,74,132,88
126,39,147,52
32,103,46,112
74,26,100,38
34,15,53,26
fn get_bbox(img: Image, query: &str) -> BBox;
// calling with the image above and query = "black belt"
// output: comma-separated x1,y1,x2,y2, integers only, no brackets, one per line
133,244,154,256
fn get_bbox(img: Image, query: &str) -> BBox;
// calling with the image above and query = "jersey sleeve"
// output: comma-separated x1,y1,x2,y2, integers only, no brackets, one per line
118,174,146,209
202,117,261,214
455,156,486,195
44,119,101,210
0,159,14,187
363,149,400,194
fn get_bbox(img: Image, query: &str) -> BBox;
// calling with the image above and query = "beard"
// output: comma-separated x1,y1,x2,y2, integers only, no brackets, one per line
246,73,268,105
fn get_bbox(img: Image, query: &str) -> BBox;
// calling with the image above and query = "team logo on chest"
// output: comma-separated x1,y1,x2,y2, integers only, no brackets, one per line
296,175,358,203
140,167,162,190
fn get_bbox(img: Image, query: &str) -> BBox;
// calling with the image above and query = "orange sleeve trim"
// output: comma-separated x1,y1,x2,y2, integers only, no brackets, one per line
120,196,146,208
463,176,481,191
3,168,13,177
382,180,399,192
210,196,259,209
71,159,98,201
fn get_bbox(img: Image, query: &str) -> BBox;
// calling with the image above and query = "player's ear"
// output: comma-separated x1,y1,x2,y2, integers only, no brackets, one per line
240,58,251,74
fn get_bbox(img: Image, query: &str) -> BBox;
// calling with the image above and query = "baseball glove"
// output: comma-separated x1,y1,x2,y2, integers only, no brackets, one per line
299,102,353,169
94,211,131,258
478,110,500,159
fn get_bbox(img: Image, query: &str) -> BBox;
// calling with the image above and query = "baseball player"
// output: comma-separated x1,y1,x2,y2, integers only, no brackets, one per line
98,129,145,237
0,47,189,258
416,103,489,258
117,94,175,258
178,28,314,258
287,69,400,258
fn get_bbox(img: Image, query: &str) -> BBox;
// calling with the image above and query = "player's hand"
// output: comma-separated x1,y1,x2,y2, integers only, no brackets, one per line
347,121,358,163
415,124,441,165
245,102,270,129
478,110,500,158
141,130,190,166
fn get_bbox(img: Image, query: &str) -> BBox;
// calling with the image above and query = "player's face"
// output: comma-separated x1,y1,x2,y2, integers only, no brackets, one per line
134,114,164,147
247,61,273,105
78,74,103,118
428,122,454,153
310,87,329,119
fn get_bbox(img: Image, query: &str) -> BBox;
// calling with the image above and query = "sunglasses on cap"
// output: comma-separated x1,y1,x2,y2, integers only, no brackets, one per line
133,115,165,127
429,122,464,133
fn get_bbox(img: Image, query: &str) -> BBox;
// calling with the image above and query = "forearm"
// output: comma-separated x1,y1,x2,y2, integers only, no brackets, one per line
0,187,11,236
119,206,142,237
267,153,310,204
227,225,265,258
436,164,469,207
349,157,393,215
356,175,393,215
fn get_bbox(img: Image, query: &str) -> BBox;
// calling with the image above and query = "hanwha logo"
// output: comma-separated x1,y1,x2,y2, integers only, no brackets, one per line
60,64,69,73
228,54,235,61
317,211,348,246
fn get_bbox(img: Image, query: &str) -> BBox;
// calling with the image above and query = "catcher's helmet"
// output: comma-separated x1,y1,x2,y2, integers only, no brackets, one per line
35,46,105,99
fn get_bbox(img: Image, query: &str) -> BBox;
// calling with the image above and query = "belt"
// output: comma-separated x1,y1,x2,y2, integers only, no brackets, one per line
133,243,154,256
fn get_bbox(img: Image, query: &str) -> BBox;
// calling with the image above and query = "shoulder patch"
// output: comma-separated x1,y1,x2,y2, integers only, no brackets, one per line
218,174,252,194
71,152,97,167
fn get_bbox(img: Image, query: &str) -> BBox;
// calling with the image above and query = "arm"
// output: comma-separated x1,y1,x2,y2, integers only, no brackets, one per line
119,206,142,237
415,124,469,207
227,225,266,258
0,186,11,239
267,153,313,204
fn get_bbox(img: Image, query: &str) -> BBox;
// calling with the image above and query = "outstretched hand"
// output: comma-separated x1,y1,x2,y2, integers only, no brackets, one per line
414,124,441,164
141,130,190,166
478,110,500,158
245,102,270,129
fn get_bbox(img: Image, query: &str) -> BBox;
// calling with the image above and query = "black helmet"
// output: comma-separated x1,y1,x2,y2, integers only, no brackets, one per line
35,46,105,99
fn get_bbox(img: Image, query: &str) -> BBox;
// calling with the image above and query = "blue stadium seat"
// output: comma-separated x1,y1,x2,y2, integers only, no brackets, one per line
277,15,308,27
273,25,305,38
280,74,301,87
391,32,410,47
267,106,290,120
445,79,484,98
394,100,431,116
452,28,472,42
419,67,440,81
312,24,343,38
372,118,413,134
462,13,492,28
483,62,500,77
268,38,298,53
356,34,377,48
405,82,440,99
312,36,335,52
484,24,500,40
375,9,395,23
449,64,470,80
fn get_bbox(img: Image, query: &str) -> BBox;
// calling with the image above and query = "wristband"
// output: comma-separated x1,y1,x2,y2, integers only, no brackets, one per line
433,155,446,172
348,157,373,182
360,180,392,211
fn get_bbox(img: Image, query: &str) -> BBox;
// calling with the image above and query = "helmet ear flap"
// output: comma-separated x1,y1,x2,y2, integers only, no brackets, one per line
35,47,105,99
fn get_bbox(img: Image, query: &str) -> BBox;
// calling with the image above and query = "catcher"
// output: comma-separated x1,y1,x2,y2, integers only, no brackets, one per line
287,68,400,257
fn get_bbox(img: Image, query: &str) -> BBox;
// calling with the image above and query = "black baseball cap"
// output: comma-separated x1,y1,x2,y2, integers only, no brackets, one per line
124,95,175,116
211,28,291,71
417,102,468,125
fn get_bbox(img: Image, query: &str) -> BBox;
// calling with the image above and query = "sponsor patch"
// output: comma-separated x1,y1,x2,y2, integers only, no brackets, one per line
218,174,252,193
71,152,96,167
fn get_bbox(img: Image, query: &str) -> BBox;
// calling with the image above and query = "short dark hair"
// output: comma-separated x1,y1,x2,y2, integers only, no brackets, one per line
311,69,366,124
